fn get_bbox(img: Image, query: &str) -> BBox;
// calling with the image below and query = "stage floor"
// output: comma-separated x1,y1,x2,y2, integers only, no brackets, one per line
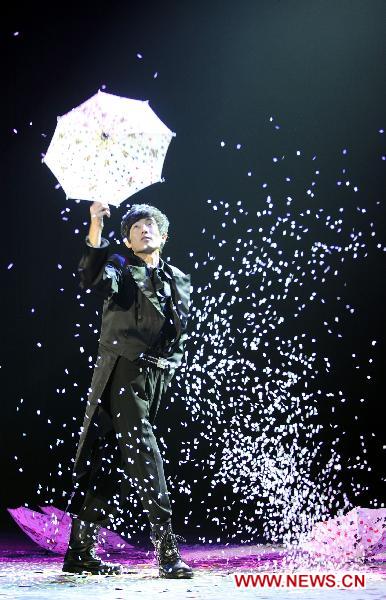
0,532,385,600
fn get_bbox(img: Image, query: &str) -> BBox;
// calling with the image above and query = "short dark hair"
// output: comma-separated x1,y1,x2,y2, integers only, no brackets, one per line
120,203,169,253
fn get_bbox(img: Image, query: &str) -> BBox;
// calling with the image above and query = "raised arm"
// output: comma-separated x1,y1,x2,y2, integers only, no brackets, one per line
78,202,121,297
88,201,110,248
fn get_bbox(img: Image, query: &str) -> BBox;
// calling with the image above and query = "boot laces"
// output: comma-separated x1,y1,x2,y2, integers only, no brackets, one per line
154,529,186,564
88,546,99,560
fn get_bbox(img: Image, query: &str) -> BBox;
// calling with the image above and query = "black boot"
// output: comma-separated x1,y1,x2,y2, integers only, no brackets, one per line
151,523,194,579
62,517,122,575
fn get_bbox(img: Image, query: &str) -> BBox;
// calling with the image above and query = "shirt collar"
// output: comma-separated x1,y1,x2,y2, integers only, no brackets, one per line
128,251,164,271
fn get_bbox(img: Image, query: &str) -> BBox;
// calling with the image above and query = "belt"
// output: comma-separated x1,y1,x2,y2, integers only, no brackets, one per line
135,353,172,371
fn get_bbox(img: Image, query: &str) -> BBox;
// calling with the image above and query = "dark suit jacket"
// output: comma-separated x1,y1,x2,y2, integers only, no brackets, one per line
72,237,191,484
78,237,191,369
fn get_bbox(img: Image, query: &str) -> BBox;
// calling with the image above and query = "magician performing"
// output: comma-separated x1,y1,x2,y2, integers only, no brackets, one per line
63,200,193,578
40,91,194,578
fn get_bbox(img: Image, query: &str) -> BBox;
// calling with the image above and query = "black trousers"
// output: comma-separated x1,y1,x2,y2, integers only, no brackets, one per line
77,355,173,536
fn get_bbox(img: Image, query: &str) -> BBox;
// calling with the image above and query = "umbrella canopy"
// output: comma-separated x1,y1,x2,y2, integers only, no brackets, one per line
43,91,175,206
301,507,386,561
7,505,129,554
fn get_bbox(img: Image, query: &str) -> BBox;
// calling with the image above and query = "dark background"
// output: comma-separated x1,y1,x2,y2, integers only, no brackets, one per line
1,0,385,543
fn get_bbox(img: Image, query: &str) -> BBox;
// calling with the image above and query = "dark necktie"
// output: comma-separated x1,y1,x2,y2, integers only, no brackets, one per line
150,267,170,313
149,267,181,351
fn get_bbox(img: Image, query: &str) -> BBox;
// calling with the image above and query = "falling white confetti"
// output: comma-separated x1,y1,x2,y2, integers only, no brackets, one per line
10,114,383,560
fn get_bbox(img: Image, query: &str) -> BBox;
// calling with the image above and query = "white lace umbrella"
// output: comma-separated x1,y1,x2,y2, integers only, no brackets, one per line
7,505,129,554
301,507,386,561
43,91,175,207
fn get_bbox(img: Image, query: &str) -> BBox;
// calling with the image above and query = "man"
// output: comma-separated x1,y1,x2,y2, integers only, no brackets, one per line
62,200,193,578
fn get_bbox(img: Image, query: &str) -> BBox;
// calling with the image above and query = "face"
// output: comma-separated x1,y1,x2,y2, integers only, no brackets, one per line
124,216,167,254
